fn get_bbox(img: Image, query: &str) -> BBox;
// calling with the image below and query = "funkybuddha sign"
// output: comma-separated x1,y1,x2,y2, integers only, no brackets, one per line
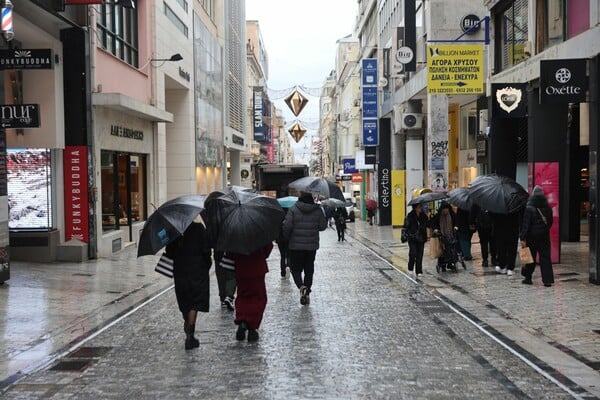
427,44,484,95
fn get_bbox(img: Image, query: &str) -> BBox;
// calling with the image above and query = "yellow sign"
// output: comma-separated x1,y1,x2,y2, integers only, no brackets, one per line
427,44,484,95
391,170,406,227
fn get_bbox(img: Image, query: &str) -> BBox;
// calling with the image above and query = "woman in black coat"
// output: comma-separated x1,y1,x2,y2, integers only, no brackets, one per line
520,185,554,286
404,203,429,277
165,218,212,349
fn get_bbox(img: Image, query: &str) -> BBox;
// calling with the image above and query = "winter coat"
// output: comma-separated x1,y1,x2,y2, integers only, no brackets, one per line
230,243,273,279
520,195,553,241
165,222,212,269
472,205,494,231
404,209,429,243
282,195,328,251
455,208,473,232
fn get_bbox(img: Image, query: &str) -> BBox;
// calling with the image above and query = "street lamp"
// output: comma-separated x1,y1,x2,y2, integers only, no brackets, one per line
140,53,183,69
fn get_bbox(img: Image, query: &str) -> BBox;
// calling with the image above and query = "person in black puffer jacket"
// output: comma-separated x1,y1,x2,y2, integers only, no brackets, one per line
282,192,328,305
520,185,554,286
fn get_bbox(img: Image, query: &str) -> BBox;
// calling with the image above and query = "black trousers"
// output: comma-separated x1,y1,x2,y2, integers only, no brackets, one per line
478,228,496,262
336,224,345,241
277,242,289,275
289,249,317,290
495,230,518,270
408,240,425,274
521,233,554,284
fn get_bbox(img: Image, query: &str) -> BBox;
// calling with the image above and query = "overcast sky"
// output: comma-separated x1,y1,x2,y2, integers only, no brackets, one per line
245,1,357,163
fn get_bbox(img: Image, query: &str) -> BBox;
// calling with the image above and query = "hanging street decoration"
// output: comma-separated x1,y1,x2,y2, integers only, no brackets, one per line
284,89,309,117
288,122,307,143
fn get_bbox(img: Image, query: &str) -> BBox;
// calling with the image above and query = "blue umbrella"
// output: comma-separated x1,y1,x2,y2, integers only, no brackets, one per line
277,196,298,208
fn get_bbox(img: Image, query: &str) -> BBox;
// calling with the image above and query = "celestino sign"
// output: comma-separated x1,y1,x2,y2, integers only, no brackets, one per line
540,59,587,104
64,146,89,243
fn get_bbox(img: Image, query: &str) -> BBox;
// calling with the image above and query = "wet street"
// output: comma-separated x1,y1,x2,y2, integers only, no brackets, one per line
0,226,596,399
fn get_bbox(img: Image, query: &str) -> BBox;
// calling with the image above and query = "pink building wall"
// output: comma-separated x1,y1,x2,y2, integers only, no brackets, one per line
568,0,590,39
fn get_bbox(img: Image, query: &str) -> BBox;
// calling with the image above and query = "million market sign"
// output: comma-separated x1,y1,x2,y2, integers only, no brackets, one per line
427,44,484,95
0,49,53,70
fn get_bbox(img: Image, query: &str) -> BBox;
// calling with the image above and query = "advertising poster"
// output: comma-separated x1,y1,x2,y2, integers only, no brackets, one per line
534,162,560,263
391,170,406,227
427,44,484,94
64,146,89,242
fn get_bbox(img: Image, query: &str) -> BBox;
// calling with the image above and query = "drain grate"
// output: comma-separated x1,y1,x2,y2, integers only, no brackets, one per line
66,346,112,359
49,359,94,372
106,290,122,294
557,272,579,276
414,300,452,313
559,278,579,282
72,273,93,277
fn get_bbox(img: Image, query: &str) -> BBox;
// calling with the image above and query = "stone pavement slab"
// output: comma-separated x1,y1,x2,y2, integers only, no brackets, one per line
1,228,582,399
349,220,600,398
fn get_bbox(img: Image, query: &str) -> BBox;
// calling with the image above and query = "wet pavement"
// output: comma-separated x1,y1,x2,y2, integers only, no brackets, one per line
1,226,598,399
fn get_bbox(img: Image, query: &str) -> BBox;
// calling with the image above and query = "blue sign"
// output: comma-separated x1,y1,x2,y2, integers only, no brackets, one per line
361,58,378,86
362,87,378,118
362,119,378,146
253,87,266,142
343,158,358,174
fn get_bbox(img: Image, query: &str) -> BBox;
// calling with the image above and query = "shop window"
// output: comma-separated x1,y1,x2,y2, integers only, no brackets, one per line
164,2,188,37
8,149,53,230
97,2,139,67
101,151,146,232
494,0,528,73
536,0,565,52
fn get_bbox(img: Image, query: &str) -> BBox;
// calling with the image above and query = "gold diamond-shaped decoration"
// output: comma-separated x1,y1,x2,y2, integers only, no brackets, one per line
288,122,307,143
284,89,309,117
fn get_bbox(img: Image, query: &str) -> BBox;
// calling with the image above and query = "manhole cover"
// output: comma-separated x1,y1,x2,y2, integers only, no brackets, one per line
49,360,94,372
66,347,112,359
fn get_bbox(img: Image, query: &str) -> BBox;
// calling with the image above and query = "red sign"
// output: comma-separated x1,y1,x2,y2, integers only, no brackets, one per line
533,162,560,263
351,173,363,183
64,146,89,243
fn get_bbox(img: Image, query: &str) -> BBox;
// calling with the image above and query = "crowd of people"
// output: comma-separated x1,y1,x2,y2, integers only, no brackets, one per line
402,185,554,286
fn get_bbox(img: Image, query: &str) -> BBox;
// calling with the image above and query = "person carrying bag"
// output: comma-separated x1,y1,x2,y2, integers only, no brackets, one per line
519,186,554,287
403,203,429,277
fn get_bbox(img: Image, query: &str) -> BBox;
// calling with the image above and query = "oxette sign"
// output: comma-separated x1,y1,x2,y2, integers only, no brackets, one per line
0,49,53,70
64,146,89,243
540,59,587,104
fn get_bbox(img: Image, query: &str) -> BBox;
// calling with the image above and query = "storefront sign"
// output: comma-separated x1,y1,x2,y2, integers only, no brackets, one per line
351,173,363,183
362,58,379,146
427,44,484,94
365,146,377,165
0,104,40,128
64,146,89,243
378,122,392,225
460,14,481,34
492,83,527,118
341,175,352,181
533,162,560,263
343,158,357,174
110,125,144,140
0,133,6,196
540,59,587,104
178,66,190,82
355,150,374,170
253,87,265,142
232,134,244,146
476,136,487,158
0,49,53,70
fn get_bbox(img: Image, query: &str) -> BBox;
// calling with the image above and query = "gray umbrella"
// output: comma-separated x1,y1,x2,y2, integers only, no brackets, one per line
448,187,473,210
288,176,345,201
407,191,448,206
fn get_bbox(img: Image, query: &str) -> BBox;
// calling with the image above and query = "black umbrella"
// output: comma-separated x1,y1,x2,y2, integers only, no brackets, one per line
448,187,473,210
322,198,345,208
137,194,205,256
469,174,528,214
408,191,448,206
288,176,345,201
206,190,285,255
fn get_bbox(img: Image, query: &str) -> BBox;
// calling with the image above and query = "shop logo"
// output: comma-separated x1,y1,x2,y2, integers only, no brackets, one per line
14,50,32,58
555,67,571,84
495,86,522,114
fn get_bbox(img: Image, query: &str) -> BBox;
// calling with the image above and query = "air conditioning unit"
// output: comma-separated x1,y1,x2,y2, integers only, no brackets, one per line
400,113,424,130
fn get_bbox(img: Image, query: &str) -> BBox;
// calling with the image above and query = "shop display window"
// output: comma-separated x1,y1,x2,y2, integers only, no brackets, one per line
7,148,53,229
101,151,146,232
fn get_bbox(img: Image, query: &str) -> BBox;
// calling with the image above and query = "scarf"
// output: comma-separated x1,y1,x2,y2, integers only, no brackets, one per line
439,212,453,237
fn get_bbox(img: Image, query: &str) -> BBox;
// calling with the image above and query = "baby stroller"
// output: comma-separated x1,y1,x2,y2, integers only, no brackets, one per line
434,231,466,273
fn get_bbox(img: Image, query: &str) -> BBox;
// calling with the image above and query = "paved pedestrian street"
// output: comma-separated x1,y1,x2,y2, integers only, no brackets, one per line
1,228,586,399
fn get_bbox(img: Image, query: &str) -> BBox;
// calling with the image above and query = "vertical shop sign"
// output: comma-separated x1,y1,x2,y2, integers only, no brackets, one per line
534,162,560,263
378,119,392,225
64,146,89,243
253,87,265,142
362,58,379,146
391,170,406,227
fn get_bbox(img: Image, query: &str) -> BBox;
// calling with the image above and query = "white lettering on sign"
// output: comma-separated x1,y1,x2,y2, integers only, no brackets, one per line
380,168,391,208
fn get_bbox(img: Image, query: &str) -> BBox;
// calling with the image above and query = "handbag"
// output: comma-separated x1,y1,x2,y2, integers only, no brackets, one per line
519,246,534,265
155,252,174,278
428,237,443,259
401,228,408,243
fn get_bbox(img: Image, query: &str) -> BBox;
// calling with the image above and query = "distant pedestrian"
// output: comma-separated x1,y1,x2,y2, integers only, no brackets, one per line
432,201,458,271
404,203,429,277
334,206,348,242
282,192,328,305
367,207,376,225
455,207,475,260
494,212,521,278
472,205,496,267
165,217,212,350
520,185,554,287
231,243,273,342
214,251,236,310
276,209,290,278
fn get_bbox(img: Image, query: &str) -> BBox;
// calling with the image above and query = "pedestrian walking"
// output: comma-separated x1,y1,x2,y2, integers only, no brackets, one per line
367,207,376,225
231,243,273,342
404,203,429,277
432,201,459,271
214,251,236,310
165,217,212,350
334,206,348,242
455,207,475,260
472,205,497,267
276,210,290,278
494,212,521,277
282,191,328,305
520,185,554,287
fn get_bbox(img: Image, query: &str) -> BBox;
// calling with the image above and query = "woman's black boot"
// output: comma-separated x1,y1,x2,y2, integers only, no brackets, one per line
184,322,200,350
